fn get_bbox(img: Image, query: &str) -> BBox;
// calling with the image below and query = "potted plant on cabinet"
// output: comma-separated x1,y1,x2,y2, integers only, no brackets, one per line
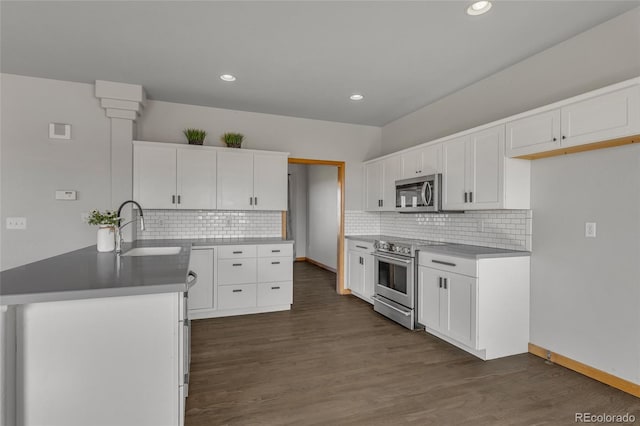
221,132,244,148
87,209,119,252
183,128,207,145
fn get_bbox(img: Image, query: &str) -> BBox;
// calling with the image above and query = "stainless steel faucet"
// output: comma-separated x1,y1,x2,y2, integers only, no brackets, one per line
115,200,145,255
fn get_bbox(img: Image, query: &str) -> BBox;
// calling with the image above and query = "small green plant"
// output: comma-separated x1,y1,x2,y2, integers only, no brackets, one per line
183,128,207,145
221,132,244,148
87,209,119,227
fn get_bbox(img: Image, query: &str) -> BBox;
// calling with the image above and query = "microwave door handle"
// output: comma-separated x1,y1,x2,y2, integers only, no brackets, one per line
422,182,432,206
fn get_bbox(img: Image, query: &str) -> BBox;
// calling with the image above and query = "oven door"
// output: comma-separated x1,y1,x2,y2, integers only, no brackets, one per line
373,252,414,308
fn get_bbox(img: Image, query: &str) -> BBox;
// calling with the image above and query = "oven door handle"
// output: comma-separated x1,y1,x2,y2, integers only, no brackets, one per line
372,296,411,317
373,253,413,265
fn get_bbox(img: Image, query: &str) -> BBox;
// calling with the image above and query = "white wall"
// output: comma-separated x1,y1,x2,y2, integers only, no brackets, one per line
0,74,111,270
137,100,381,210
530,145,640,384
306,165,338,270
287,164,308,258
381,7,640,154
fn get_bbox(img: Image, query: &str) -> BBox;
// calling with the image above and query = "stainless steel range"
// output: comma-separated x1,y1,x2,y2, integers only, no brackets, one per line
372,237,446,329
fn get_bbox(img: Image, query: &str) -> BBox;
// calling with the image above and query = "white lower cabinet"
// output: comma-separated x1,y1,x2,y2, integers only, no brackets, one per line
345,239,374,304
17,292,186,426
188,242,294,319
418,251,530,360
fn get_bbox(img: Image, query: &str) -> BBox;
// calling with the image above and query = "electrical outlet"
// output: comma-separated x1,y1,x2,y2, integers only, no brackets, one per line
585,222,597,238
6,217,27,230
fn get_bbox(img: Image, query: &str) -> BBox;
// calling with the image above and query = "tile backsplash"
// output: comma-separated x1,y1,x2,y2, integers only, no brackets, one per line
136,210,282,240
345,209,532,251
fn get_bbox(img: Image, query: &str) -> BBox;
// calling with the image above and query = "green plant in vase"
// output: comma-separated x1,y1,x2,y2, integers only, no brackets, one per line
183,128,207,145
221,132,244,148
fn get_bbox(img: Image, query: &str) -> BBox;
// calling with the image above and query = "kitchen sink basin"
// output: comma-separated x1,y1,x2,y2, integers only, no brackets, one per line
122,247,182,257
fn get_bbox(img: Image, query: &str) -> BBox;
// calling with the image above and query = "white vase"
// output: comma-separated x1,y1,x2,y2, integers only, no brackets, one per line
97,226,115,252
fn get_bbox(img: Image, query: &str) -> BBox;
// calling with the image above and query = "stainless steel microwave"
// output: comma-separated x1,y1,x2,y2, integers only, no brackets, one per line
395,174,442,213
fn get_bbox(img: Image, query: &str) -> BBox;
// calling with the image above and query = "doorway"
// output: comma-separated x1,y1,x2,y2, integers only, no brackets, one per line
283,158,347,295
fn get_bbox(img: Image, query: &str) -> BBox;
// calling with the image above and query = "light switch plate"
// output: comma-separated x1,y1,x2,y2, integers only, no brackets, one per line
6,217,27,230
56,190,77,200
585,222,597,238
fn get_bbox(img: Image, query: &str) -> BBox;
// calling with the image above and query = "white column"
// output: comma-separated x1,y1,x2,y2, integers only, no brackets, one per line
95,80,146,241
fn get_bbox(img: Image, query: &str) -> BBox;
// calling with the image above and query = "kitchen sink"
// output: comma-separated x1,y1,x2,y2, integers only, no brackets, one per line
122,247,182,256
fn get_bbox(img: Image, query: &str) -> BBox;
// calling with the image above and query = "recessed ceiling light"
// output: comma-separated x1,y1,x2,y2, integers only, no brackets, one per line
220,74,236,82
467,1,492,16
350,94,364,101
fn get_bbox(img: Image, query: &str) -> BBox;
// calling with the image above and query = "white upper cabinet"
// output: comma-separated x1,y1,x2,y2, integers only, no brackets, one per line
364,161,384,211
506,109,561,157
382,155,402,211
561,85,639,148
217,150,254,210
444,125,529,211
365,155,402,212
507,84,640,157
253,153,288,210
134,145,177,209
401,143,442,178
217,150,288,211
134,144,216,210
177,149,217,210
134,142,288,212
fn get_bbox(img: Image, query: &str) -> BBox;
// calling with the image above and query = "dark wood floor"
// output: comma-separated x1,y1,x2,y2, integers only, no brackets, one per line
186,262,640,425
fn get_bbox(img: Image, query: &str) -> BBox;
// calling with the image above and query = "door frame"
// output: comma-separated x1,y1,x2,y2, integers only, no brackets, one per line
284,157,349,295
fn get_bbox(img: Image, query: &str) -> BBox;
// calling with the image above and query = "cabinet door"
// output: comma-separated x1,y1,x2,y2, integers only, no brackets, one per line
254,154,288,210
468,125,504,210
382,155,402,211
506,109,561,157
347,251,364,295
363,253,375,301
133,145,177,209
217,150,254,210
401,150,421,178
417,143,442,176
177,149,217,210
561,85,640,148
364,162,384,211
444,273,476,349
442,135,468,210
187,249,214,311
418,266,441,330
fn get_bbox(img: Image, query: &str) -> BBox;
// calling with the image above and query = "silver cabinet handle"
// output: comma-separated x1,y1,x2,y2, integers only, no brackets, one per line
432,259,456,267
438,277,442,288
355,245,368,250
271,286,281,290
254,197,258,205
232,263,242,267
372,296,411,317
233,251,243,254
232,289,242,293
177,195,181,204
469,192,473,203
172,195,176,204
443,278,448,290
272,249,281,253
271,261,280,265
250,197,253,205
464,192,468,203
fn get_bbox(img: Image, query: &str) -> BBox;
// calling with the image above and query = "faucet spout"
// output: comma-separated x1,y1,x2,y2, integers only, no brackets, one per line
115,200,145,254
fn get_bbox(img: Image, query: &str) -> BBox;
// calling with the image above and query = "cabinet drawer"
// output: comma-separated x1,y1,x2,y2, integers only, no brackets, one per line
218,258,257,285
257,281,293,307
217,245,257,259
218,284,257,310
258,257,293,283
257,244,293,258
418,251,477,277
347,239,374,252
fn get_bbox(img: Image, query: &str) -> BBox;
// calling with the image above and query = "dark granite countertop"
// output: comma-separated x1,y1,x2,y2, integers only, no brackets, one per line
0,237,293,306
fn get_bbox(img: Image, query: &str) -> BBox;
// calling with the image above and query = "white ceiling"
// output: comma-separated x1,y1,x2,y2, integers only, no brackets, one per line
1,1,638,126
